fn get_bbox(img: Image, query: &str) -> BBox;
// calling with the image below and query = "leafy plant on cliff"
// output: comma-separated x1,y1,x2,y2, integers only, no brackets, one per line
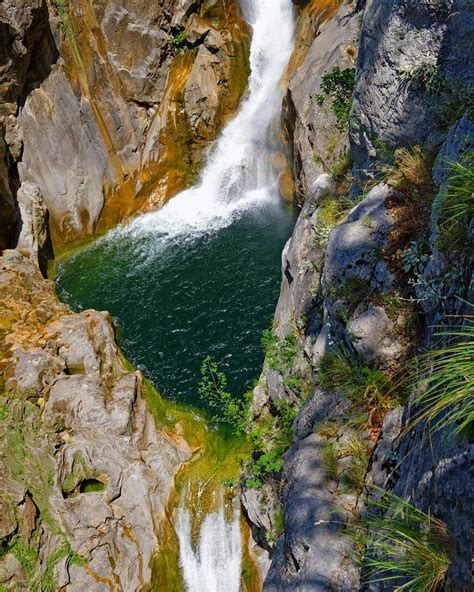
408,316,474,436
262,329,298,375
169,28,188,52
319,352,396,413
436,152,474,251
198,356,249,433
314,67,356,132
400,57,444,94
352,490,451,591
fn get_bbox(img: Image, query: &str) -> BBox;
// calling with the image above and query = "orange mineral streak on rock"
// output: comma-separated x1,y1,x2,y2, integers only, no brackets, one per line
50,0,250,250
285,0,339,83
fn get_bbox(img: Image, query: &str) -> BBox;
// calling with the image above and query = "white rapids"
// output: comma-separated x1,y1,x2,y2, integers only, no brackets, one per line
177,495,243,592
116,0,296,247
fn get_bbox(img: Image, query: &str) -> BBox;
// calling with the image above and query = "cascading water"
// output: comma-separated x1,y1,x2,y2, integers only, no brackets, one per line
177,493,242,592
171,1,295,590
113,0,296,246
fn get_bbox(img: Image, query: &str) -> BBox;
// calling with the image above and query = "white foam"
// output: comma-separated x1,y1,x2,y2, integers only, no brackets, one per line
177,494,242,592
111,0,295,248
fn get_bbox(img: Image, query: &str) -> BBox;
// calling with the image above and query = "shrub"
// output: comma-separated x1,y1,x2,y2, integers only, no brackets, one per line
314,67,356,131
262,329,298,374
436,153,474,251
352,490,451,591
198,356,249,433
169,28,188,51
400,58,444,94
245,399,300,488
408,317,474,436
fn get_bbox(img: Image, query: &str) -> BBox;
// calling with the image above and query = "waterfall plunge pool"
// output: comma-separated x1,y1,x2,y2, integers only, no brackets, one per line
56,197,297,409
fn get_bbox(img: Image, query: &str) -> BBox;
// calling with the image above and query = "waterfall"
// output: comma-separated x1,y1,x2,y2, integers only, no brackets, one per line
172,1,295,589
114,0,296,248
177,493,242,592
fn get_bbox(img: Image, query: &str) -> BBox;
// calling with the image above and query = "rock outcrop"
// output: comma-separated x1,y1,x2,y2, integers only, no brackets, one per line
1,0,250,253
351,0,474,176
0,250,190,591
244,0,474,590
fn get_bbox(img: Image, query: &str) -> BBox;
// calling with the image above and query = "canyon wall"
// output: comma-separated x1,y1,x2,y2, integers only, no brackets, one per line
245,0,473,590
1,0,250,253
0,250,191,590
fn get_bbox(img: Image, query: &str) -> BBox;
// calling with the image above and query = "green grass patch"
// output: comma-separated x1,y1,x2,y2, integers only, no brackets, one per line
408,316,474,436
436,152,474,251
351,490,451,591
319,352,397,413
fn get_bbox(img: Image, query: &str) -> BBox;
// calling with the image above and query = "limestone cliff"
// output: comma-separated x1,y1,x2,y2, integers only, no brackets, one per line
1,0,250,253
0,250,191,590
244,0,473,590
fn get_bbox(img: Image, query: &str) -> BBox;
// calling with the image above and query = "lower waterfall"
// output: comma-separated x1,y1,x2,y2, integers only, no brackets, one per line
177,492,242,592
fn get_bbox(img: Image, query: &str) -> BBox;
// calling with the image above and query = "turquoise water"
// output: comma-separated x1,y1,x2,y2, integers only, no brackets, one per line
56,199,296,406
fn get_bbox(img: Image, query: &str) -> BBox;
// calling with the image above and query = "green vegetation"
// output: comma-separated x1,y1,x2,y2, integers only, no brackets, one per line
0,399,8,421
314,67,356,131
409,317,474,436
197,327,305,490
319,352,396,413
245,399,299,489
339,437,370,493
198,356,250,433
7,536,85,592
321,436,370,491
321,441,339,481
170,29,188,52
382,146,434,199
262,329,298,375
313,194,356,248
352,490,451,591
342,276,370,306
436,152,474,251
400,59,444,94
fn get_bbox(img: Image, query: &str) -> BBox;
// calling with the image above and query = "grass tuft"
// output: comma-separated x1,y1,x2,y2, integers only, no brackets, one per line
382,146,434,199
352,490,451,592
319,352,396,413
436,153,474,251
408,316,474,436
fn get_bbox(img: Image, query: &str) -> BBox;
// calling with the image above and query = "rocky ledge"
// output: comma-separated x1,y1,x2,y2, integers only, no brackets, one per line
0,250,190,591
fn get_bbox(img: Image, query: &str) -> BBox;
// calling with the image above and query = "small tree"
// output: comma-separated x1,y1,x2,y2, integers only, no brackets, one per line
198,356,249,433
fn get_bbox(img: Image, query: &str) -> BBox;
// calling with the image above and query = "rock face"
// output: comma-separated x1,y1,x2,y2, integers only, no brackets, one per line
350,0,474,176
1,0,250,252
0,250,190,591
244,0,474,590
284,1,362,201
